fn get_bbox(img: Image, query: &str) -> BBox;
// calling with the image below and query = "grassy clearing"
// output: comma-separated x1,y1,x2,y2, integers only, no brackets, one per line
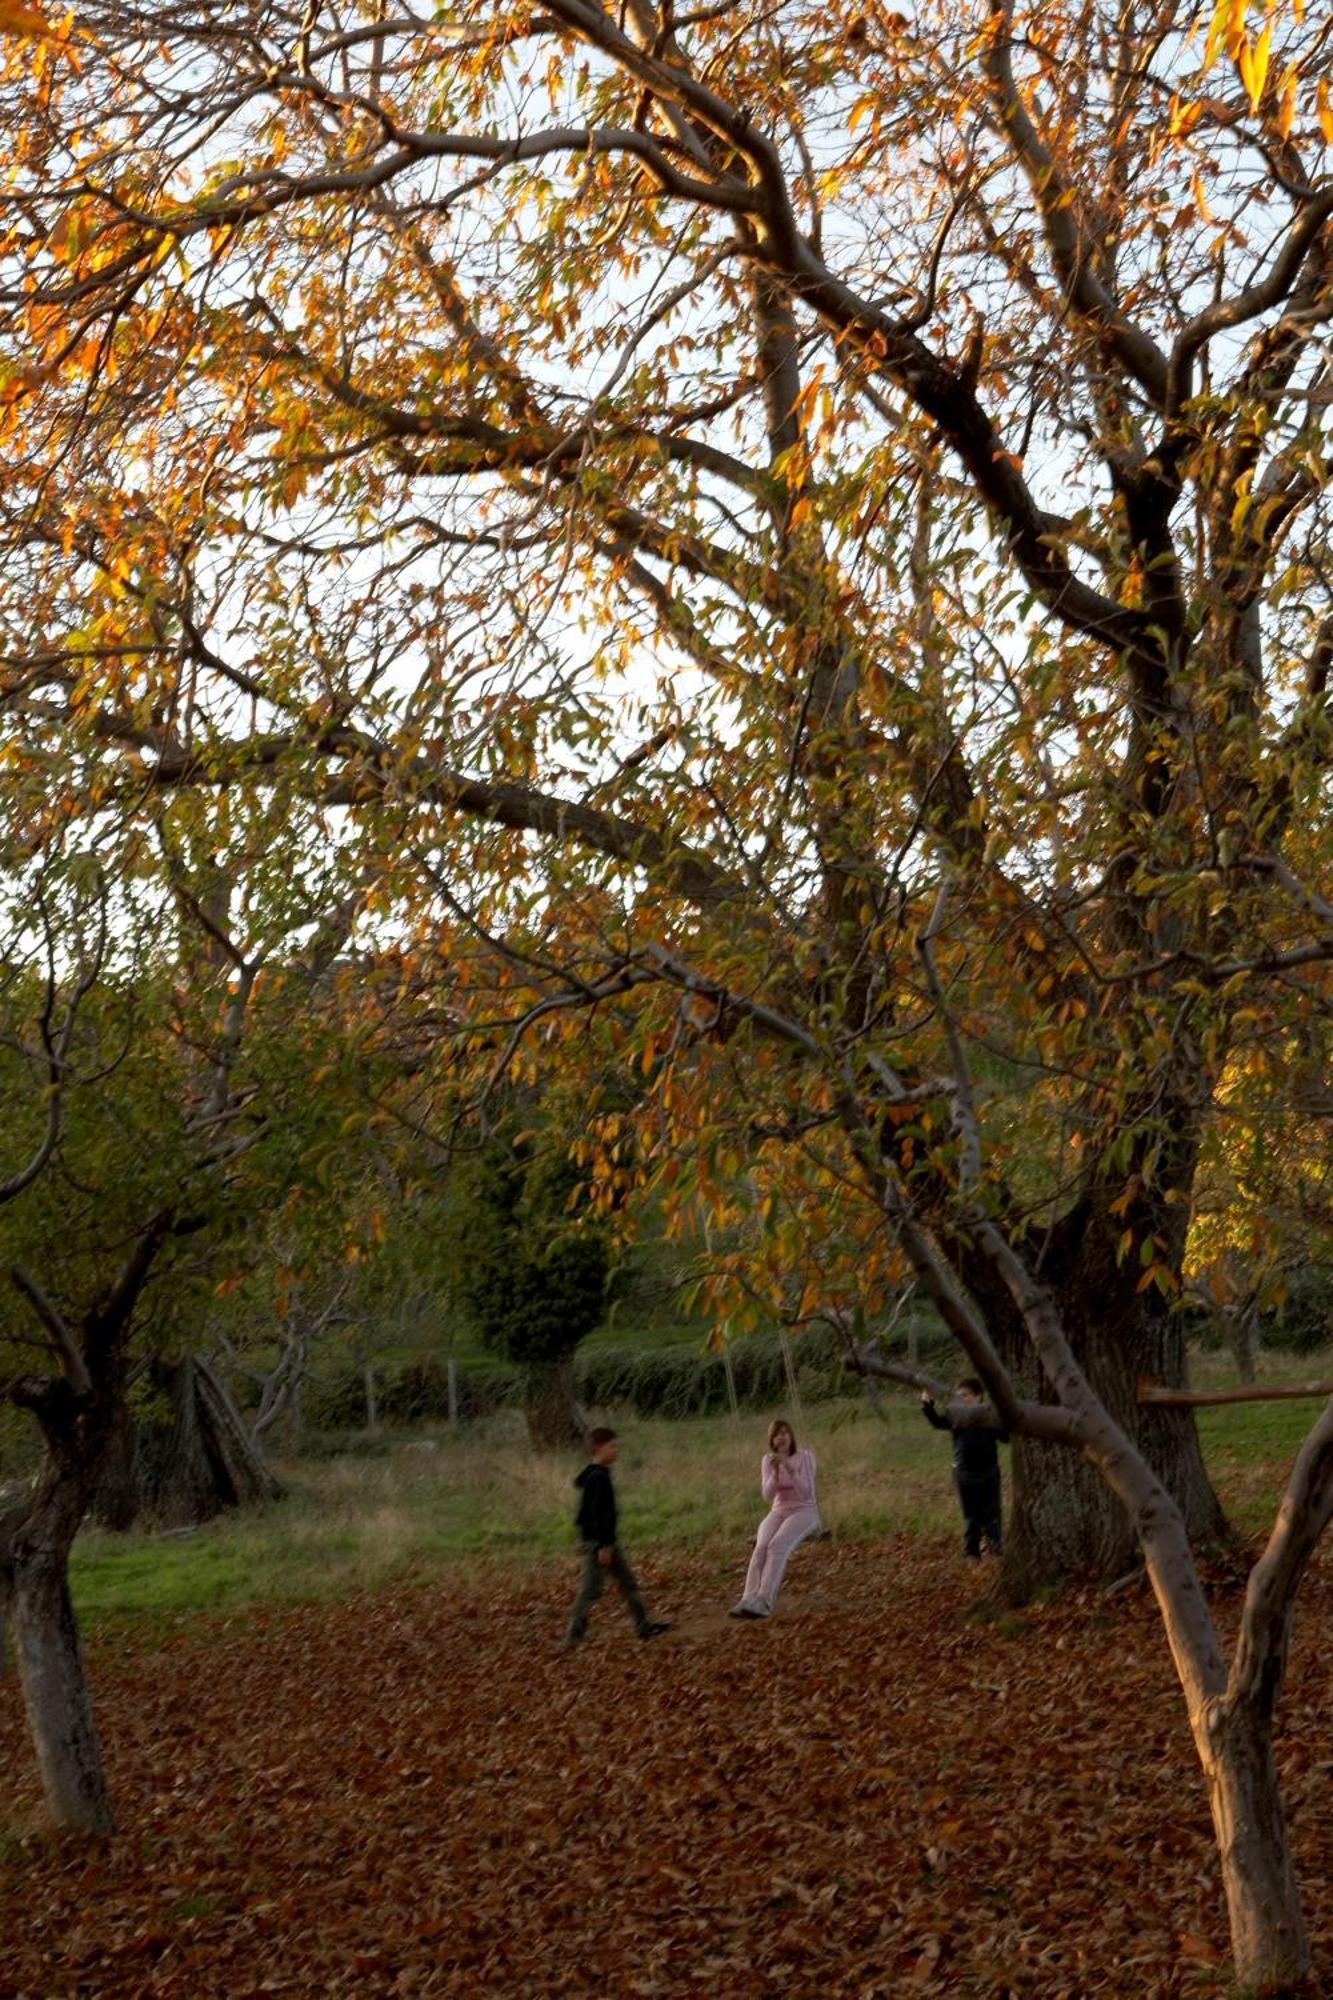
69,1395,954,1630
66,1347,1333,1631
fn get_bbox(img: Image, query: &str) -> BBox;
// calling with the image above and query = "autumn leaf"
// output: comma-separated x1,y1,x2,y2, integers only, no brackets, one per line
0,0,58,35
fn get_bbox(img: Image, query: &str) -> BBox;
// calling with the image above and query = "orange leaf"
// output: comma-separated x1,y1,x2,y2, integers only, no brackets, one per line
0,0,58,34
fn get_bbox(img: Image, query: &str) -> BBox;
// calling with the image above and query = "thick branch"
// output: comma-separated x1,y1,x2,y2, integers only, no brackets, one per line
1229,1394,1333,1718
1139,1382,1333,1408
1167,192,1333,414
984,1,1169,408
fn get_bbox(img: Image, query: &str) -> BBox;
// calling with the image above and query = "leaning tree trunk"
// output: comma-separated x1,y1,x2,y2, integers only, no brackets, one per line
4,1455,113,1834
1195,1700,1311,1993
522,1353,586,1451
92,1353,283,1531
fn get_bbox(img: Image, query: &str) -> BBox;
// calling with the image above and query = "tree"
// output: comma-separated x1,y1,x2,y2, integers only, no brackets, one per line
1,1,1332,1982
0,806,367,1831
451,1132,609,1449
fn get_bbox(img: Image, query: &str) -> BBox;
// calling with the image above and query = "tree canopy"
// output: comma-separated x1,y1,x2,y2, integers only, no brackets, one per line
1,1,1331,1983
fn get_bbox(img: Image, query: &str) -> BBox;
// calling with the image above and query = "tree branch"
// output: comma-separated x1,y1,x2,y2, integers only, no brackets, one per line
10,1266,91,1400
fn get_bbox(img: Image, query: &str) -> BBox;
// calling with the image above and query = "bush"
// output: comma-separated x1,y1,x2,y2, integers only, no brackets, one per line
574,1324,853,1419
293,1308,953,1436
302,1356,522,1431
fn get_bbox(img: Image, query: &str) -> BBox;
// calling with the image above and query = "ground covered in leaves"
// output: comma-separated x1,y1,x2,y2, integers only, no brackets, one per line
3,1538,1333,1997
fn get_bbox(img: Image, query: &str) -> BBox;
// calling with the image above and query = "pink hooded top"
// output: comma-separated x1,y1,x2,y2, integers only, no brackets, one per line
761,1447,818,1519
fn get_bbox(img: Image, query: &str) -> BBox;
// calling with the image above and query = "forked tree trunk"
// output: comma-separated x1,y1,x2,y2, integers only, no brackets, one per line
5,1469,113,1834
1198,1704,1309,1991
522,1353,586,1451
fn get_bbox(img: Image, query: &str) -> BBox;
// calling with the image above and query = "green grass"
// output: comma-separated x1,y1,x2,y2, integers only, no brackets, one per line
68,1395,953,1631
65,1350,1333,1633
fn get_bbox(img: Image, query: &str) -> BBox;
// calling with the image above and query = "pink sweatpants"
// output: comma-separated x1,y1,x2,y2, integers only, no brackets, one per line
743,1507,820,1610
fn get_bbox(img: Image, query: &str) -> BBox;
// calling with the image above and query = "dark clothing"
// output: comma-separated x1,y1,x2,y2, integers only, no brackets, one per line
922,1399,1007,1557
567,1462,655,1641
574,1461,617,1549
921,1398,1008,1479
566,1542,651,1642
956,1472,1003,1558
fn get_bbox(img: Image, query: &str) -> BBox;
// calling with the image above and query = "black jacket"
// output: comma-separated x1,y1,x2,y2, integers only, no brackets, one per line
574,1462,617,1548
921,1399,1008,1483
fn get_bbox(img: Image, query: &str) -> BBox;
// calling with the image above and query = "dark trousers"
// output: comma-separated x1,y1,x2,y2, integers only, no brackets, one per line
566,1543,650,1640
957,1473,1003,1557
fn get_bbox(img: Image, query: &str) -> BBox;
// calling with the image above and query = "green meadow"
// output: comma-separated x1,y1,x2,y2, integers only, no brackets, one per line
67,1349,1331,1631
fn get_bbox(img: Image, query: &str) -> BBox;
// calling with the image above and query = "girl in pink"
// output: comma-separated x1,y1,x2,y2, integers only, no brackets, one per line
730,1419,820,1619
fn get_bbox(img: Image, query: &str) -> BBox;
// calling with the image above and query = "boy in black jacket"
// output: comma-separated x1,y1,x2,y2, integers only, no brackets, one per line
921,1378,1008,1558
564,1427,670,1647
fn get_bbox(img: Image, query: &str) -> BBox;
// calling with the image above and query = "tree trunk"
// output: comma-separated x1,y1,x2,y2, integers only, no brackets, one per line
1233,1303,1260,1387
1199,1703,1310,1993
6,1472,113,1834
997,1283,1229,1602
92,1353,282,1531
522,1353,586,1450
91,1403,140,1531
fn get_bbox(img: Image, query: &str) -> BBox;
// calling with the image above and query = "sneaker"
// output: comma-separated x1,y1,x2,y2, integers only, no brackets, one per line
728,1601,753,1618
639,1620,672,1640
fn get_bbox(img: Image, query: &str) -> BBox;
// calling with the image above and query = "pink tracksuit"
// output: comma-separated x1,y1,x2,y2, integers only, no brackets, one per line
742,1449,820,1611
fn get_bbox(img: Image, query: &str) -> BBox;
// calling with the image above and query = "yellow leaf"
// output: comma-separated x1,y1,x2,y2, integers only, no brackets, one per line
848,92,877,135
1238,23,1270,114
1204,0,1246,68
0,0,56,33
1318,80,1333,147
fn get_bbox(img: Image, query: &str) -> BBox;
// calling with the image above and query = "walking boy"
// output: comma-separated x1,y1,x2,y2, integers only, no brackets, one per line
564,1427,671,1646
921,1379,1007,1558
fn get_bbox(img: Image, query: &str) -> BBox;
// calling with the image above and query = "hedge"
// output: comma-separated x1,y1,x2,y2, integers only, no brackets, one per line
297,1316,955,1431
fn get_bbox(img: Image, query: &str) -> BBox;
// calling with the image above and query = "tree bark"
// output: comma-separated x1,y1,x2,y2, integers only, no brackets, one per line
1199,1703,1310,1992
522,1353,586,1450
6,1465,113,1834
0,1498,20,1675
997,1284,1229,1602
92,1353,282,1531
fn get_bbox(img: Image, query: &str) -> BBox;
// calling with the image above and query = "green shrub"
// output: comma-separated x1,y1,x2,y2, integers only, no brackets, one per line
574,1324,852,1419
294,1308,953,1436
302,1356,522,1431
